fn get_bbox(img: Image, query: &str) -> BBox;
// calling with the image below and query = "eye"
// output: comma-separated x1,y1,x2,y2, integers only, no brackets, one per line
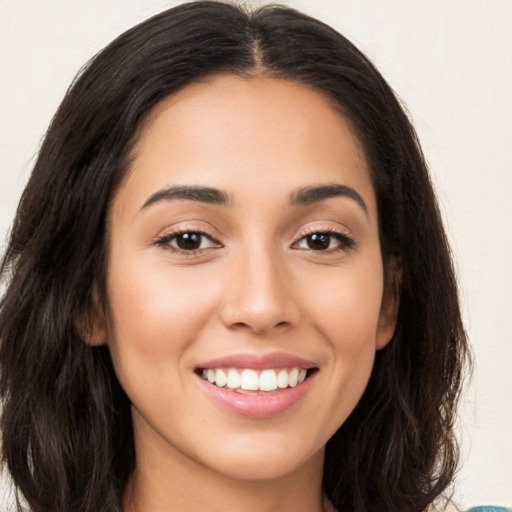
156,231,220,253
294,231,354,252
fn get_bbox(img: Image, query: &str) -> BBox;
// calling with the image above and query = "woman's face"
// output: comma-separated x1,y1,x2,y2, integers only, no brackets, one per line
101,75,397,482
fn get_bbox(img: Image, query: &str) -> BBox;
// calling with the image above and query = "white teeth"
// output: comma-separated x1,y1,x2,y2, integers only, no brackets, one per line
240,369,259,390
277,369,289,388
201,367,310,392
288,368,299,387
259,369,278,391
226,368,240,389
215,369,227,388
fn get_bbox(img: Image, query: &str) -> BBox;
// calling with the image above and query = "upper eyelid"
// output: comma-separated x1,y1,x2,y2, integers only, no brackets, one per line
154,229,222,250
293,225,353,240
153,222,354,246
155,223,220,240
291,226,356,251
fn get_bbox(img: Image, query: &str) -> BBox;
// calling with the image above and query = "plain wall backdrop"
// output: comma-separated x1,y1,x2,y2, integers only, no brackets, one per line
1,0,511,508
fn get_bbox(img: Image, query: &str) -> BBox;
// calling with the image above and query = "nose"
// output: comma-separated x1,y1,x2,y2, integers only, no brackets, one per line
219,247,300,335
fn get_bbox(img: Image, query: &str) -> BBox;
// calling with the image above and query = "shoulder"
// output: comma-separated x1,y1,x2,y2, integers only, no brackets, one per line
433,505,511,512
466,508,512,512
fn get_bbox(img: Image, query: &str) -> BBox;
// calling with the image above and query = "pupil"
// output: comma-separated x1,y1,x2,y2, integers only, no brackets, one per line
307,233,330,250
177,233,201,250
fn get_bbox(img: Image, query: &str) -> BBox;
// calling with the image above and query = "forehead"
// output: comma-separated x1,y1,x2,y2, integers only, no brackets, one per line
114,74,376,218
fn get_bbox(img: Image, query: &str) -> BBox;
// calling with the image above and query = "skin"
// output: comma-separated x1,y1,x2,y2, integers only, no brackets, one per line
92,75,398,512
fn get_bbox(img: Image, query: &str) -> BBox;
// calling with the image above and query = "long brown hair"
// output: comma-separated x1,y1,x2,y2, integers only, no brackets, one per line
0,2,469,511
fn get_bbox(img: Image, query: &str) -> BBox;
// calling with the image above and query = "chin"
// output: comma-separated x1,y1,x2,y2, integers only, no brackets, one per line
196,433,325,482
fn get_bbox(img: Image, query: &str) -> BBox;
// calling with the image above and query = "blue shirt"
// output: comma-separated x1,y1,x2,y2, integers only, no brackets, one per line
467,507,512,512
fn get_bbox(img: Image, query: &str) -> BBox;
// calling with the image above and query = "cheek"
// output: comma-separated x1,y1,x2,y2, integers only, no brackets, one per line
278,262,383,443
104,256,221,386
308,259,384,347
303,256,384,405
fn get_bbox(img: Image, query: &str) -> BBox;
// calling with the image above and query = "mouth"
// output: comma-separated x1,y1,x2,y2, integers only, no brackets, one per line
196,367,317,394
195,352,318,417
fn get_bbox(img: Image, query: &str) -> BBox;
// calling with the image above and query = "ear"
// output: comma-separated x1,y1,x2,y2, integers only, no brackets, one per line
376,256,402,350
77,285,108,346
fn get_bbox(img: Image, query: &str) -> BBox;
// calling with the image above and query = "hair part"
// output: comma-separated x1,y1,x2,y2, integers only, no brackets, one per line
0,2,469,512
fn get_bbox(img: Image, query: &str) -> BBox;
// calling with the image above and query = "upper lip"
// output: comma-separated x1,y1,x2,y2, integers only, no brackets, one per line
196,352,318,370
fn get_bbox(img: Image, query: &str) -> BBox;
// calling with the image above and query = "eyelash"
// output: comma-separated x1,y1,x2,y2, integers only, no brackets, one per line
154,227,355,256
292,228,356,253
154,229,221,255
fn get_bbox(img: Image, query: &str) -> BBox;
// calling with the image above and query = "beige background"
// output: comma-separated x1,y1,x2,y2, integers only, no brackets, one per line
1,0,511,509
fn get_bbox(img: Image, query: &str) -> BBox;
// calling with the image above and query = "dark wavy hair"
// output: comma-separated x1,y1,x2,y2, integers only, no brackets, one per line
0,2,469,511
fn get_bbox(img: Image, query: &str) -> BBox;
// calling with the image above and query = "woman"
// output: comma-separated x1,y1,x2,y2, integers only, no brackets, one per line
0,2,470,511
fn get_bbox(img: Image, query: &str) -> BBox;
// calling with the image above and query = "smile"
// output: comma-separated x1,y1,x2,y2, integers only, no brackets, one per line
195,354,318,418
200,367,309,393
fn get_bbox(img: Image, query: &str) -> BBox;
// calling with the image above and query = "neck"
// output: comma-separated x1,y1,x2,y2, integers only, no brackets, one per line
123,420,327,512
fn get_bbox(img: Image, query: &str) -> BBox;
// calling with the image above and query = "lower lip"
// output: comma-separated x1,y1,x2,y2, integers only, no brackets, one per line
197,373,315,418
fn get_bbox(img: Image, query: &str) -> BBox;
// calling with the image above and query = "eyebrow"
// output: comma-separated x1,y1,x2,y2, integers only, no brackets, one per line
290,184,368,216
141,182,368,217
141,185,230,210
